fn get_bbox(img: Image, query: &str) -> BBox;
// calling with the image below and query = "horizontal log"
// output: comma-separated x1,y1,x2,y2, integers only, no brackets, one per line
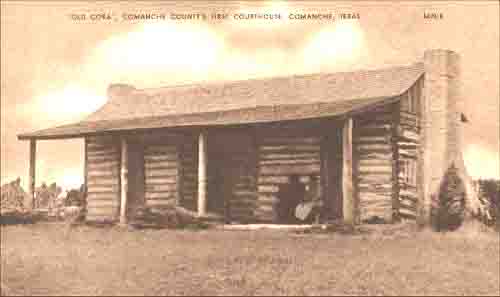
358,159,393,166
356,150,394,162
357,123,391,130
88,171,119,178
357,171,392,177
145,192,177,199
87,179,119,186
398,143,419,150
357,148,393,156
257,176,290,185
144,154,178,161
87,192,119,201
259,164,320,175
399,152,417,159
145,184,177,192
87,157,119,165
359,198,392,208
87,154,119,162
87,200,119,208
145,177,178,185
87,162,120,171
400,118,418,126
86,141,118,150
87,148,119,157
144,164,178,171
145,199,175,207
252,210,274,220
255,204,274,213
358,182,392,190
397,133,419,143
399,208,416,219
399,197,417,208
260,137,321,145
259,159,320,166
87,184,119,192
233,190,257,197
359,199,393,208
356,143,392,151
259,152,319,160
357,187,392,194
354,135,390,143
144,158,178,166
357,176,392,184
145,188,177,195
259,144,320,152
233,187,256,194
258,185,280,193
358,164,393,172
359,203,392,214
145,168,178,178
231,198,257,206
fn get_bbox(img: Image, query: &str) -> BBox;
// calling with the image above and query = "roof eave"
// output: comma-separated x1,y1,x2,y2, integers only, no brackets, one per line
16,95,404,141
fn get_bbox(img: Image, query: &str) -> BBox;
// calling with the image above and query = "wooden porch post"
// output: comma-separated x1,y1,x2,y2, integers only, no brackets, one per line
28,139,36,209
120,137,129,225
342,118,355,225
197,131,208,217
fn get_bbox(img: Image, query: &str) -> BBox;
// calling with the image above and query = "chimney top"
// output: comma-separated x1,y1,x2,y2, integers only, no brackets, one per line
107,83,136,98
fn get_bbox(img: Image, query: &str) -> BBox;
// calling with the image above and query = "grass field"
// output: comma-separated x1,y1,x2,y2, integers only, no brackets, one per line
1,223,499,296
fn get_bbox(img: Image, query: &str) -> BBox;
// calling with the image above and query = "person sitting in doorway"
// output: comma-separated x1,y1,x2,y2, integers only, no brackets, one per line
295,175,323,224
276,174,305,224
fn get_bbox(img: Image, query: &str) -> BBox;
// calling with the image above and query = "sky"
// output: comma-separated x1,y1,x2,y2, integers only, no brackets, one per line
1,1,499,191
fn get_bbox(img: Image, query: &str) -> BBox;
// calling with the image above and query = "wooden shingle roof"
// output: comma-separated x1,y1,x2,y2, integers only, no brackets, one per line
18,62,424,140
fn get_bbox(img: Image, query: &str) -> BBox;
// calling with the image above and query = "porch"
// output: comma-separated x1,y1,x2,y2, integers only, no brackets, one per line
102,117,356,225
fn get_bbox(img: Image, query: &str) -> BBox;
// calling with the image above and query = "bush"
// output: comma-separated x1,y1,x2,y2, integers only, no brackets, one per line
129,206,210,230
431,164,466,231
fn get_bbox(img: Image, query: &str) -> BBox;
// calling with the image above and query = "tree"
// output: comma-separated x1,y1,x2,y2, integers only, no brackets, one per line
431,164,466,231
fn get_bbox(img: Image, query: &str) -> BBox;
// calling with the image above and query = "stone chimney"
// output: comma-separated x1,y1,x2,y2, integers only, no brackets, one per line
419,49,470,225
107,83,136,99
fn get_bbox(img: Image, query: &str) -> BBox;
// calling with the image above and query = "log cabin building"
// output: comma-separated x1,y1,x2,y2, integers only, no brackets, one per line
18,49,475,226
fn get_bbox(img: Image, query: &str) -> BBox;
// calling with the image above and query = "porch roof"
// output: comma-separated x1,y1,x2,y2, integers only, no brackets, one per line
18,63,424,140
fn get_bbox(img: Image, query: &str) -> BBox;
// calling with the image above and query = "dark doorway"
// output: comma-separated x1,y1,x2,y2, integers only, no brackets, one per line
207,130,256,221
322,128,343,220
127,141,145,217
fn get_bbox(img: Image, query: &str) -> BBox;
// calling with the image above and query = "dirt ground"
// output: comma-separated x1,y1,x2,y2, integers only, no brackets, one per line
1,222,499,296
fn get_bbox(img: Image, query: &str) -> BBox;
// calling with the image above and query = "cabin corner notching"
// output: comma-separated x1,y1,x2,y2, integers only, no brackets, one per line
18,49,469,226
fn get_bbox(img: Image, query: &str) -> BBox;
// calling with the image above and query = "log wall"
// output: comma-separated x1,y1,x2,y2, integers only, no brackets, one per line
141,133,180,213
85,135,121,222
353,104,396,222
255,123,323,222
397,77,423,219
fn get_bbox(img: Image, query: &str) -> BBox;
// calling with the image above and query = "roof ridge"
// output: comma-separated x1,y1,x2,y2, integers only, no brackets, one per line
137,62,424,93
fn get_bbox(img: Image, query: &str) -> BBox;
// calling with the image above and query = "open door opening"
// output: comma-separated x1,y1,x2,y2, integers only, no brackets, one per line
127,140,145,218
322,129,344,221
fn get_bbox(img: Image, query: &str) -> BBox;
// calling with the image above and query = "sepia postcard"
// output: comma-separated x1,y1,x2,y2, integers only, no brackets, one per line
1,1,499,296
